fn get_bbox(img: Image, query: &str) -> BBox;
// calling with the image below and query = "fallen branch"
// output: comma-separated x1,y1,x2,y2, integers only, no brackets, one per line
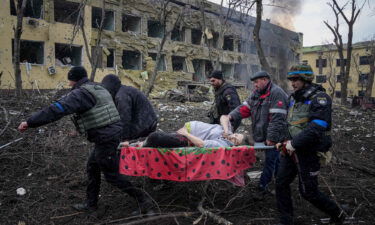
338,159,375,177
0,137,23,150
115,212,195,225
0,106,11,136
50,212,84,219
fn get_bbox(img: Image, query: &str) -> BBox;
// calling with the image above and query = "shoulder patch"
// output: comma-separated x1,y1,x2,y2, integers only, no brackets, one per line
225,95,232,101
317,96,328,105
277,101,283,107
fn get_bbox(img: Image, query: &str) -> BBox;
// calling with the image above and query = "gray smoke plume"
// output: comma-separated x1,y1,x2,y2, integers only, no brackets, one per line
269,0,302,30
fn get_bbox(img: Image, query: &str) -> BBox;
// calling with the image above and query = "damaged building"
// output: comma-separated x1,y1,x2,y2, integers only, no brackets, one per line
0,0,302,94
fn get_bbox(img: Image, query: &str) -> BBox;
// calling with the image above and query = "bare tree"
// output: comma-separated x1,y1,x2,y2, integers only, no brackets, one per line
253,0,271,73
145,0,183,97
12,0,28,98
322,44,338,99
71,0,105,82
324,0,364,104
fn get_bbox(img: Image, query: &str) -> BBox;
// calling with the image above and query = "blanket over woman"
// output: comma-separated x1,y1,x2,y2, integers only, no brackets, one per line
119,146,256,183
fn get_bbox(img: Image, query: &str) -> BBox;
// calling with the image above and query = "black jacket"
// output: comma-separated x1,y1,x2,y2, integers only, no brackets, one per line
102,75,157,140
27,77,122,144
289,84,332,153
230,81,288,143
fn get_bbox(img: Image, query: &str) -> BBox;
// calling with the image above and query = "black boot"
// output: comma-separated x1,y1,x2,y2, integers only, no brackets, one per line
131,196,155,216
329,210,346,225
72,201,98,212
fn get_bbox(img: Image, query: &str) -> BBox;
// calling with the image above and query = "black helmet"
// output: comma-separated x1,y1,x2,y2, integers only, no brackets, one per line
250,71,270,81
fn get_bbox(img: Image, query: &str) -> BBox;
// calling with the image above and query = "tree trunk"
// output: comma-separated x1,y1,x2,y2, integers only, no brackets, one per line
253,0,270,74
13,0,28,99
90,1,106,81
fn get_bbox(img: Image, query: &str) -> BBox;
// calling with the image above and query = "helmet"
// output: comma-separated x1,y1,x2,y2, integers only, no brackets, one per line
250,71,270,81
287,64,314,82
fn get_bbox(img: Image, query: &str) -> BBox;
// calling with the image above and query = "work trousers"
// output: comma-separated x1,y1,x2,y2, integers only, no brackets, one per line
86,138,145,206
143,131,189,148
259,147,280,190
275,153,341,225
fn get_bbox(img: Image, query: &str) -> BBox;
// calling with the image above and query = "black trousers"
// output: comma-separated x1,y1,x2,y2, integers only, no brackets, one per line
143,131,188,148
275,153,341,225
86,138,145,206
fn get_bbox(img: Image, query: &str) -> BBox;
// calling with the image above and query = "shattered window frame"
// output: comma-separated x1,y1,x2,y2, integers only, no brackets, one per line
171,27,185,42
191,29,202,45
122,14,142,33
315,75,327,83
10,0,44,19
315,58,327,68
171,56,186,72
54,0,81,25
91,6,115,31
55,43,83,67
221,63,234,79
148,52,166,71
223,36,234,51
12,39,45,65
105,48,115,68
147,20,164,38
122,50,142,70
359,56,370,65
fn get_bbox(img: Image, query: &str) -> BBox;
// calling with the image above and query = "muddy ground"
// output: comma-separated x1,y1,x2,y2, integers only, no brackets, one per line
0,90,374,225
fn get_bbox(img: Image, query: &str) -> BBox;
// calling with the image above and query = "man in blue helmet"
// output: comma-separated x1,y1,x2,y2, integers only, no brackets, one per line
275,64,344,225
222,71,288,197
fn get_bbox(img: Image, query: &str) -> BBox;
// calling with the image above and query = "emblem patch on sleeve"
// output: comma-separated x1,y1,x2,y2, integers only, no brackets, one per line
317,97,327,105
277,101,283,107
226,95,232,101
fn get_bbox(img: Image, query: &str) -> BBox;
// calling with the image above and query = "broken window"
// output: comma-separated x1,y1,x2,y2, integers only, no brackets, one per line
172,56,186,72
105,48,115,68
205,61,213,77
191,29,202,45
122,50,141,70
211,32,219,48
335,91,341,98
223,36,234,51
336,74,342,83
192,59,205,81
55,43,82,66
359,73,369,84
122,14,141,33
54,0,80,24
148,20,164,38
12,40,44,65
92,7,115,31
10,0,43,19
359,56,370,65
237,40,247,53
315,75,327,83
336,59,347,67
315,58,327,68
171,27,185,42
148,53,166,71
358,90,365,96
234,64,247,81
221,63,233,79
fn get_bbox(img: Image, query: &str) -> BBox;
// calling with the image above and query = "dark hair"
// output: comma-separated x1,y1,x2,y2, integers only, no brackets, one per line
67,66,87,81
209,70,223,80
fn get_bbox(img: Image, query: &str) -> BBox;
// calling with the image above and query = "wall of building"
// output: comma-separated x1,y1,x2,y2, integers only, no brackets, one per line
302,43,375,98
0,0,302,92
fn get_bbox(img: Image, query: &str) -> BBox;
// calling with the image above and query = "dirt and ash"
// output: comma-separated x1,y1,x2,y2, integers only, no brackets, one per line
0,90,374,225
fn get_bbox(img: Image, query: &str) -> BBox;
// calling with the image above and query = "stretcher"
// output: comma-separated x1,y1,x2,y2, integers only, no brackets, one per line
119,145,274,184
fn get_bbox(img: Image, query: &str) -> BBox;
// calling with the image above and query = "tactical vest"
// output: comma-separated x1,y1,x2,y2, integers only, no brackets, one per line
73,84,120,133
287,97,312,138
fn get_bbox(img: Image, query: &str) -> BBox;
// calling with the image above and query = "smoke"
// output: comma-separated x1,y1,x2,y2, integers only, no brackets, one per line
268,0,303,31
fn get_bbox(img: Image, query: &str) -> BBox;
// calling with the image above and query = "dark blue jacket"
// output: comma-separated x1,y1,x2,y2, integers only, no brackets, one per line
102,75,157,141
27,77,122,144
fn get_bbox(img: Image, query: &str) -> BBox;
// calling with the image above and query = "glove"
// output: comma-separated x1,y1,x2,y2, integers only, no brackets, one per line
285,140,295,156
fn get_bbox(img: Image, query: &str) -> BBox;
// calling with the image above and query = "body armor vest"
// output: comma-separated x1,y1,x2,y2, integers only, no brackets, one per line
73,84,120,133
287,98,313,138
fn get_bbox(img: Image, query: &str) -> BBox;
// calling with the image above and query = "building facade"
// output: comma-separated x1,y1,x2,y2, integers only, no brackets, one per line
302,42,375,99
0,0,302,92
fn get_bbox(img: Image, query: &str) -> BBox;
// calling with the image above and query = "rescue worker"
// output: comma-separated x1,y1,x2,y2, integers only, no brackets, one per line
275,64,344,225
17,66,152,214
222,71,288,195
101,74,157,141
208,70,241,131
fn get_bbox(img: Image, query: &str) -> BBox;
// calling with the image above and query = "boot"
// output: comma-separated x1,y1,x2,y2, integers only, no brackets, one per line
72,201,98,212
329,210,346,225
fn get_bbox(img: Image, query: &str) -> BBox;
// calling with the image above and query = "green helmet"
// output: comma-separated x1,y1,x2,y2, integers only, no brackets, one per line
287,64,314,82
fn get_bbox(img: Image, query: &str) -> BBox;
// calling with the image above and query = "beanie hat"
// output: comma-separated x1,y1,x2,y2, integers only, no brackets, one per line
209,70,223,80
287,64,314,82
101,74,122,98
67,66,87,81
